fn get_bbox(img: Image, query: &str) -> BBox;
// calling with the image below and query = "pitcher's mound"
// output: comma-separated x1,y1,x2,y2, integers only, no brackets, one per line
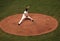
0,13,58,36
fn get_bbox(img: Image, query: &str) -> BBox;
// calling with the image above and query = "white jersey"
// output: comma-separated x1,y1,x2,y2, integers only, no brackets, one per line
24,11,28,14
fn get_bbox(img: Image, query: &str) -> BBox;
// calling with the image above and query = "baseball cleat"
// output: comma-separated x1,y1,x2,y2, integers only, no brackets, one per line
32,20,34,22
18,24,20,25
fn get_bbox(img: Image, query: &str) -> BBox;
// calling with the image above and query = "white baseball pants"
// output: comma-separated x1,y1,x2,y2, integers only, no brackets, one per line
18,14,33,24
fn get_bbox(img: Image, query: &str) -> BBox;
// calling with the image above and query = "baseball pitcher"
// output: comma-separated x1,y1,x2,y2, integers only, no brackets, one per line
18,6,34,25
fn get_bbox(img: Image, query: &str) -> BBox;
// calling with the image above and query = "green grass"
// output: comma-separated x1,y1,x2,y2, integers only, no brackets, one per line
0,0,60,41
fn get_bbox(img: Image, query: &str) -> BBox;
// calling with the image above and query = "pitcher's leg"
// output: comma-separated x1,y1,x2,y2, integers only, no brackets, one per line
18,14,26,25
28,16,34,22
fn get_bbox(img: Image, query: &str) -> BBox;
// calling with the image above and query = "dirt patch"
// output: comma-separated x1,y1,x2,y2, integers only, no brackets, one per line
0,13,58,36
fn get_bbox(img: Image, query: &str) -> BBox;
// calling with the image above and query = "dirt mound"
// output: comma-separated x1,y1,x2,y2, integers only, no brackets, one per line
0,13,58,36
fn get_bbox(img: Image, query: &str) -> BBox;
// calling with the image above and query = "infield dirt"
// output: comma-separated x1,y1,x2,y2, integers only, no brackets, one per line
0,13,58,36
